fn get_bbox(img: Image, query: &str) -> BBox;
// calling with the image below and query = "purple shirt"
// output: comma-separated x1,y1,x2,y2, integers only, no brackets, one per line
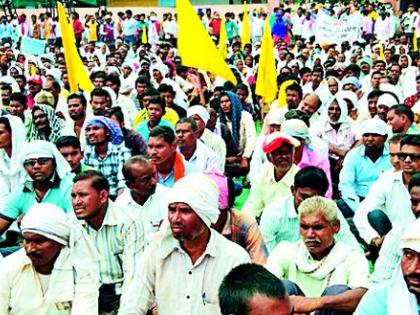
298,144,333,198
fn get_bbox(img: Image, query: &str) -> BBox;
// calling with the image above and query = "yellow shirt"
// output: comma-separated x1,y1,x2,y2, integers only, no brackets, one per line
133,107,180,129
88,22,98,42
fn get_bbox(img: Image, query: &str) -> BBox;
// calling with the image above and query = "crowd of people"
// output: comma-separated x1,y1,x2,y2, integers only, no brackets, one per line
0,0,418,314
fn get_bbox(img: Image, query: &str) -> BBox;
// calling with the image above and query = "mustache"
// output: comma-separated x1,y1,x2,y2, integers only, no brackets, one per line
304,238,321,245
27,252,42,259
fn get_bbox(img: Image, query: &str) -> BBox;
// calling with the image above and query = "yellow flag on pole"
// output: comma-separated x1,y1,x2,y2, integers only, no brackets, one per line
277,79,297,108
57,2,93,93
379,42,385,61
241,1,251,49
141,25,148,44
176,0,237,85
413,29,418,52
218,18,228,60
255,19,277,104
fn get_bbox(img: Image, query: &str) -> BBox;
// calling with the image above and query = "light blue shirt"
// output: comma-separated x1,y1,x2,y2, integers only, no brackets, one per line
354,282,389,315
0,174,74,221
136,119,173,143
157,159,198,188
0,23,13,39
339,144,392,212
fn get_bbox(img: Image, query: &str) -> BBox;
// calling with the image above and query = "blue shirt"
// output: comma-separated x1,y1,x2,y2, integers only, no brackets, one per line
157,159,198,188
136,119,173,143
0,174,74,221
339,144,392,212
0,23,13,39
354,282,389,315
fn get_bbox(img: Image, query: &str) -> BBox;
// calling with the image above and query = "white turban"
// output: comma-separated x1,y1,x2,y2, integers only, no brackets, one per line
400,218,420,252
377,93,398,108
187,105,210,125
21,203,99,307
361,118,388,136
22,140,72,180
281,119,310,141
168,173,220,227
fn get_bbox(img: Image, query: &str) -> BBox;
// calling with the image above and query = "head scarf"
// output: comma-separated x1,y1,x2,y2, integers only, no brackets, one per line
0,115,26,175
187,105,210,125
21,203,99,305
387,219,420,315
218,91,243,146
205,171,229,210
168,173,220,227
22,140,72,180
85,116,124,145
281,118,310,142
323,95,350,125
29,104,66,144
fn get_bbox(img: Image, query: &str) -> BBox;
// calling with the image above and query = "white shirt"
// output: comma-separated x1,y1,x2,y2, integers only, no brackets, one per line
117,229,250,315
122,18,137,36
115,94,138,129
200,128,226,171
115,184,171,244
354,170,414,243
180,140,221,173
0,249,99,315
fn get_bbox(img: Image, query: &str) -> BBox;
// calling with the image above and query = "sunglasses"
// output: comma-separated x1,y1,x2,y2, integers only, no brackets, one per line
397,153,420,162
23,158,53,168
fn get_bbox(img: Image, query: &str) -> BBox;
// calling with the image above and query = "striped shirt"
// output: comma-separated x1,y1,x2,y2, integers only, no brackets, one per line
83,142,131,197
79,201,145,294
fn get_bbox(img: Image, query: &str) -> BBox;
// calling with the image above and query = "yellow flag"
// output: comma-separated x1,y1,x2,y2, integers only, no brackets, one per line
255,19,277,104
277,79,297,108
414,29,418,52
29,64,37,76
176,0,237,85
241,1,251,49
218,18,228,60
379,42,385,61
57,2,93,93
141,25,147,44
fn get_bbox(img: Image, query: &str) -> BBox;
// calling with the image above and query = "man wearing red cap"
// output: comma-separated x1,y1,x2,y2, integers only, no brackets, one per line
243,132,300,218
27,76,43,109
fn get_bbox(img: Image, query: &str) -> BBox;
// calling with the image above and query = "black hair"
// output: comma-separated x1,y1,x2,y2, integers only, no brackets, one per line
135,75,150,86
105,73,121,88
56,135,81,151
73,170,110,193
284,109,310,127
91,87,110,99
1,83,12,93
0,116,12,134
158,83,176,96
294,166,329,196
104,106,125,123
285,82,303,99
67,93,87,107
176,117,198,132
149,125,175,144
389,104,414,124
401,134,420,148
219,263,287,315
409,173,420,192
10,92,27,107
234,83,249,96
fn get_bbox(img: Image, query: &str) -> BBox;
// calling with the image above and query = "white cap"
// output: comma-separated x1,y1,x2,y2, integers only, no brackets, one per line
361,118,388,136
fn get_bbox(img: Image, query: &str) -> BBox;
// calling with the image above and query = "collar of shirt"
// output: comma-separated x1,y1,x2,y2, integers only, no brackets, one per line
159,228,217,262
264,163,298,186
23,172,61,192
85,141,119,159
324,120,352,133
80,201,121,229
357,144,389,158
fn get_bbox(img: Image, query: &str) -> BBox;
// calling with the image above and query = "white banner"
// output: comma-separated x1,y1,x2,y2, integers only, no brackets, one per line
315,10,362,45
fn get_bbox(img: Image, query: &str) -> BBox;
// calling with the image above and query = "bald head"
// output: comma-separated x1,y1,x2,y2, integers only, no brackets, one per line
300,93,321,117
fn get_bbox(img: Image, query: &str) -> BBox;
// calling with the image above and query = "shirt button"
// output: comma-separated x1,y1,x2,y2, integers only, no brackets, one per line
186,295,190,299
188,271,192,275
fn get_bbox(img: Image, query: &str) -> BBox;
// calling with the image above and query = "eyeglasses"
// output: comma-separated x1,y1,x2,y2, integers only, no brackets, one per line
397,153,420,162
23,158,53,168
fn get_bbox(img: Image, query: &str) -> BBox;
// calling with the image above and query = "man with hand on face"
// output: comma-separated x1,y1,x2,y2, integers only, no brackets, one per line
116,155,172,244
0,140,74,237
0,203,100,314
355,218,420,315
117,173,250,315
71,170,144,315
243,132,300,218
266,196,370,315
176,117,220,173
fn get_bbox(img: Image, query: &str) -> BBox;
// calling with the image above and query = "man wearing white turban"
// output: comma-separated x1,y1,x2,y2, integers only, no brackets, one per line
118,173,250,315
0,203,100,314
355,218,420,315
0,140,74,237
187,105,227,170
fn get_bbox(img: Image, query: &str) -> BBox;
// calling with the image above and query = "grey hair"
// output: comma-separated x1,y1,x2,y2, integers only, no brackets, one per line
298,196,338,223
